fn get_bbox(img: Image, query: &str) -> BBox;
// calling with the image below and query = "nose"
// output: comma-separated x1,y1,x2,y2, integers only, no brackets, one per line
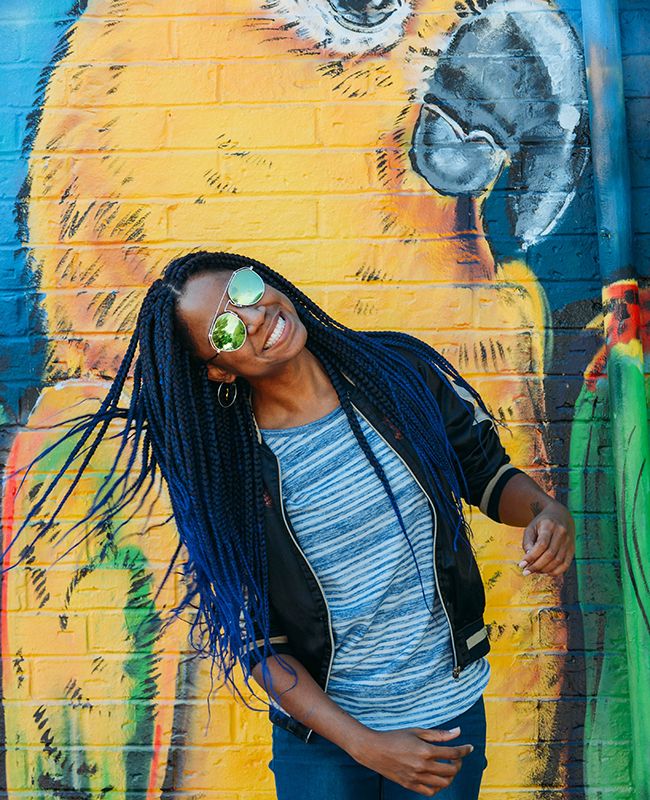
235,303,267,336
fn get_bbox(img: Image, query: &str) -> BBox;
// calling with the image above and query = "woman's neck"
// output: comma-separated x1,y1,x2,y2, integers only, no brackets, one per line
248,349,340,430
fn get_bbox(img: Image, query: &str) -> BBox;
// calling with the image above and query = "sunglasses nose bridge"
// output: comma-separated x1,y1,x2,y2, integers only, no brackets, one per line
236,302,266,331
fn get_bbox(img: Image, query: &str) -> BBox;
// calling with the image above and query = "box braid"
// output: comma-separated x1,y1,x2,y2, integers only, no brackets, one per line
1,249,496,714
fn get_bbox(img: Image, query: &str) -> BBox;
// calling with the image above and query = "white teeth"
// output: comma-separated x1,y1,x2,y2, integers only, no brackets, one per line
263,315,285,349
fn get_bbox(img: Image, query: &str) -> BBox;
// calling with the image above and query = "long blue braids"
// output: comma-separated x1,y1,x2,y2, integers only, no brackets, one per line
1,250,495,711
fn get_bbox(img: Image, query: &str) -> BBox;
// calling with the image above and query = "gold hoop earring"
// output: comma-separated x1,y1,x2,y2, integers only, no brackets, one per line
217,381,237,409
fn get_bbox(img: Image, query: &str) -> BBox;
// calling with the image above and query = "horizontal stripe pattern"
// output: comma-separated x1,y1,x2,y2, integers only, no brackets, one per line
261,405,489,730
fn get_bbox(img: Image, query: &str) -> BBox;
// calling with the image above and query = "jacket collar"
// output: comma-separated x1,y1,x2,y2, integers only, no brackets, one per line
251,370,443,512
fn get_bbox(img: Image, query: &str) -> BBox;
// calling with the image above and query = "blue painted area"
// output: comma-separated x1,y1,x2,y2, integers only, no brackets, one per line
0,0,82,425
621,4,650,278
582,0,635,286
488,161,600,312
620,10,650,54
480,0,592,311
622,55,650,97
488,0,650,306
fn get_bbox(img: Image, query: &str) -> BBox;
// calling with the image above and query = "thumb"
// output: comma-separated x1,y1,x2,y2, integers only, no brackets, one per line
414,726,461,743
522,524,537,556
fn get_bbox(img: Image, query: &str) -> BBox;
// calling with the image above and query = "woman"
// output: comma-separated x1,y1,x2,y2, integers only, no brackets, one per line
2,250,575,799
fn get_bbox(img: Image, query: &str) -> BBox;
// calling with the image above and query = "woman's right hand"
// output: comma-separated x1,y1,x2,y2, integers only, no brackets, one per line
251,653,472,795
349,726,472,796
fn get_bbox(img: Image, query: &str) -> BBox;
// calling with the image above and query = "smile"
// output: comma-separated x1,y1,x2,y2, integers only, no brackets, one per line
263,314,286,350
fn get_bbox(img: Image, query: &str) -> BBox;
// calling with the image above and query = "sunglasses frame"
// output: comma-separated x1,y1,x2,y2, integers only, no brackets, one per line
206,266,266,356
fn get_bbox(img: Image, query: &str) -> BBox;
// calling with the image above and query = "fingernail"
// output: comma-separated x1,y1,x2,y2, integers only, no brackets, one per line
522,569,531,576
446,726,460,734
468,745,474,753
518,560,527,568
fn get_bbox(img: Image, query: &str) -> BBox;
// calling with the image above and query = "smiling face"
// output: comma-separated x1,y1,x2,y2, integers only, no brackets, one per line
175,270,309,384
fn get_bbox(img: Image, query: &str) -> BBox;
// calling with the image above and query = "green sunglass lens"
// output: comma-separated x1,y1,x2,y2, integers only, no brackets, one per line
228,269,264,306
210,312,247,352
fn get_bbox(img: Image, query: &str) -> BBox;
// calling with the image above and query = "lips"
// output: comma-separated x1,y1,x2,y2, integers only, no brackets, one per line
263,313,286,350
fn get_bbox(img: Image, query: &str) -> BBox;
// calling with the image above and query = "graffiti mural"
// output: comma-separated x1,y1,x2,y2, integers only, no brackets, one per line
0,0,647,796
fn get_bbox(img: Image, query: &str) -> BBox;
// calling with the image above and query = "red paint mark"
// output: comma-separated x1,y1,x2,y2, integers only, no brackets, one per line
603,280,641,348
585,344,607,393
640,284,650,357
586,280,646,392
146,719,163,798
1,445,20,660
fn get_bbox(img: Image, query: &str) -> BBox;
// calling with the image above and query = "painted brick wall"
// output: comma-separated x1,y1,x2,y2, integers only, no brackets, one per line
0,0,648,797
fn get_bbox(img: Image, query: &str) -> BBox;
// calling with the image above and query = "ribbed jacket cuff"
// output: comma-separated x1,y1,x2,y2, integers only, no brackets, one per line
479,464,524,522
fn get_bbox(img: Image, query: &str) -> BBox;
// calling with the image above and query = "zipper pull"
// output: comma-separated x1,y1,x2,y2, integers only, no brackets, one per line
452,665,462,680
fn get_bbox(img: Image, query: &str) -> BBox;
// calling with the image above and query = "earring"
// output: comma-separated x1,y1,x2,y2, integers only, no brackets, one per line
217,381,237,408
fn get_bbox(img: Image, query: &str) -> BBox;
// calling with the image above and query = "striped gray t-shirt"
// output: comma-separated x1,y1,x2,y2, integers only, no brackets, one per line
261,404,490,730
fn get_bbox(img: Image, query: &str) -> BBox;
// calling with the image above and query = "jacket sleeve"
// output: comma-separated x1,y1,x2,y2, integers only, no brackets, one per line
417,359,525,522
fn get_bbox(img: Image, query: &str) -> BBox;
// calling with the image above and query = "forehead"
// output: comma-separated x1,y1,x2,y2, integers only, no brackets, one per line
181,270,232,311
175,270,233,353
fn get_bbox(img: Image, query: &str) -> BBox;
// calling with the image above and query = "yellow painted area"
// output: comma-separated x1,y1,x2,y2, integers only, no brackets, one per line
4,0,565,795
612,337,644,362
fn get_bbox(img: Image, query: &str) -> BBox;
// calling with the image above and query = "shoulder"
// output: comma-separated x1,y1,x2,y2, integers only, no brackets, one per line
378,334,448,392
380,334,491,425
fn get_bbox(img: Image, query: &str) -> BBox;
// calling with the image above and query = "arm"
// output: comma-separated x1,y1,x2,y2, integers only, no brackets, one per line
498,471,575,577
414,356,575,577
251,654,473,796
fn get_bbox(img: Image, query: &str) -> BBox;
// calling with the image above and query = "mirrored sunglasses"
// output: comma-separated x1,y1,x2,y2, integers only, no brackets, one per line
207,267,265,354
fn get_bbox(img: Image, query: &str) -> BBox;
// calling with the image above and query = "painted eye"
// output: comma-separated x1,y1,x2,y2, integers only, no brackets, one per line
326,0,405,29
267,0,412,55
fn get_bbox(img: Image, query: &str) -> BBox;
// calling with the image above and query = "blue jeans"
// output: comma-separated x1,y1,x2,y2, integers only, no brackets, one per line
269,695,488,799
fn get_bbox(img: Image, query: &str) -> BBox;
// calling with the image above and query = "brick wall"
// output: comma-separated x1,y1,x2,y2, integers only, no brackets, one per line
0,0,647,796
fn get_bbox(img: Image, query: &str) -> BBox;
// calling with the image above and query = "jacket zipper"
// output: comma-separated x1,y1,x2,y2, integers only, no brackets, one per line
273,450,336,740
351,403,462,680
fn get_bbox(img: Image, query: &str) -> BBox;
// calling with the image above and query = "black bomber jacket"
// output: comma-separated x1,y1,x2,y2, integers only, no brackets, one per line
246,346,524,742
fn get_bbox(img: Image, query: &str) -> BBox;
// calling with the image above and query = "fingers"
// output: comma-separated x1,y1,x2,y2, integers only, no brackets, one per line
409,763,460,795
418,758,460,778
410,756,464,795
414,726,460,743
520,523,575,576
410,787,437,797
519,524,551,567
411,781,445,796
546,543,575,576
387,728,476,796
521,524,537,555
421,744,473,760
524,529,563,573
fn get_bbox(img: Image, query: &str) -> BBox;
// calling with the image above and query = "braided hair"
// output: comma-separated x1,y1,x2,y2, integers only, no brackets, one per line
1,250,494,712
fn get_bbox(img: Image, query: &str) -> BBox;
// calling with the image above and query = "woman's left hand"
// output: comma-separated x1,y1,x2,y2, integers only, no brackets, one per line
519,502,576,577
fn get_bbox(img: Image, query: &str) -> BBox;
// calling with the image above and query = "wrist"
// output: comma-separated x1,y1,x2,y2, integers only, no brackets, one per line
527,491,561,520
341,723,379,762
498,472,560,528
534,496,567,516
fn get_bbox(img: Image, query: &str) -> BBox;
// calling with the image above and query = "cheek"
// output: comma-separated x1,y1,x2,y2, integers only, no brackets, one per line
288,315,309,350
